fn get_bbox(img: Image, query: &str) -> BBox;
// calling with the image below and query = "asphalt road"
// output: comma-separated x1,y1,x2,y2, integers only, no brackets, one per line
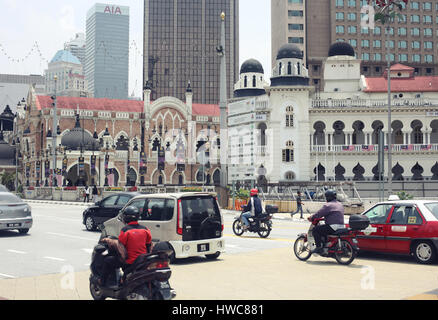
1,202,438,300
0,203,304,279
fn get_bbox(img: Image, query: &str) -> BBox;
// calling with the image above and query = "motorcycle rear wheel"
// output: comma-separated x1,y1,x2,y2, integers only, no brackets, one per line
334,240,355,265
232,220,245,236
257,222,271,238
294,235,312,261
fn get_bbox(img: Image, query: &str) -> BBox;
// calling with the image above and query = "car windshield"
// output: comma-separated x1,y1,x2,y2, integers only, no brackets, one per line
0,193,23,204
181,196,221,222
424,203,438,219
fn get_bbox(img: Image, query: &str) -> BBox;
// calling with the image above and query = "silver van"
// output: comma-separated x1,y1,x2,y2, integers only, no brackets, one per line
101,192,225,262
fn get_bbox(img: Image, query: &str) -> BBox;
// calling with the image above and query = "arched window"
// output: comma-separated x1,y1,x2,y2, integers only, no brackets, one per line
279,62,282,75
282,141,294,162
288,62,292,75
313,121,326,145
252,75,257,87
286,106,294,127
297,62,301,75
244,76,248,88
430,120,438,143
411,120,423,144
333,121,346,145
352,120,365,145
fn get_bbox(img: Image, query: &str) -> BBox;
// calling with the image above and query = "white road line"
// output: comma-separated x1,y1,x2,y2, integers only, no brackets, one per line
0,273,16,279
43,256,66,262
82,248,93,254
7,250,27,254
46,232,97,242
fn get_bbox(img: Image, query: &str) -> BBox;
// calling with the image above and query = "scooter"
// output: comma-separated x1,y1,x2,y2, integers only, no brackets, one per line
232,205,273,238
293,216,369,265
89,241,176,300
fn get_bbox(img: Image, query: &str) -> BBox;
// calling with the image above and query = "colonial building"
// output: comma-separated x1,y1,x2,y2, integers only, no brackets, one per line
229,42,438,185
16,83,222,188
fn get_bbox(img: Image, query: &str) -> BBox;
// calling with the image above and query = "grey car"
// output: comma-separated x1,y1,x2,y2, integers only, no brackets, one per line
0,192,32,234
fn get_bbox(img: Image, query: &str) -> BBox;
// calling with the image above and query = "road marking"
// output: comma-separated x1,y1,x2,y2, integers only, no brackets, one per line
7,250,27,254
46,232,97,242
0,273,15,279
82,248,93,254
43,256,66,262
33,215,82,223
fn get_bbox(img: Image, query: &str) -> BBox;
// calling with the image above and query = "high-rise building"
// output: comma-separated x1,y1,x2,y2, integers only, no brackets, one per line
272,0,438,90
85,3,129,100
143,0,239,104
65,33,86,65
45,50,89,97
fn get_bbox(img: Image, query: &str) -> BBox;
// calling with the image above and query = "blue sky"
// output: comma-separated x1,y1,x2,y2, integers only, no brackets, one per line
0,0,271,98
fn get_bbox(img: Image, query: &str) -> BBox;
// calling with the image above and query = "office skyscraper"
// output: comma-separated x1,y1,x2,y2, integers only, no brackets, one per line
143,0,239,104
272,0,438,90
85,3,129,100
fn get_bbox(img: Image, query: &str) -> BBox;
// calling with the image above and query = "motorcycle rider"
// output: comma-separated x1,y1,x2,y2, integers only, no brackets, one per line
100,206,152,286
241,188,264,230
308,189,345,254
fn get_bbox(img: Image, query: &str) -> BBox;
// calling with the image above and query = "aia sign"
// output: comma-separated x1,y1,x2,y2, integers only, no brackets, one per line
104,5,122,15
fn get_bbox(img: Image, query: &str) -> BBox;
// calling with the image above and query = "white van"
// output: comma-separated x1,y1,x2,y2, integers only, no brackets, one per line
101,192,225,262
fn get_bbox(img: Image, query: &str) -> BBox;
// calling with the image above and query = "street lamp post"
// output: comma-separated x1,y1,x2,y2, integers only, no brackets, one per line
51,75,58,187
218,12,228,188
386,25,392,196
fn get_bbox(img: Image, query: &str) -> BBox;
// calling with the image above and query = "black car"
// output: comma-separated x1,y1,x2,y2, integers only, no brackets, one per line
82,192,141,231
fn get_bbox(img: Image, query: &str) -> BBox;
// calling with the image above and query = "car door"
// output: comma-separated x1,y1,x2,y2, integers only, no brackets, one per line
357,204,393,252
139,198,168,243
385,205,424,254
98,195,119,223
115,195,132,214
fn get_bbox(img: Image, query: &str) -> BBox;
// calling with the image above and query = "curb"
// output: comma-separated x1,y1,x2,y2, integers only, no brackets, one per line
24,200,92,207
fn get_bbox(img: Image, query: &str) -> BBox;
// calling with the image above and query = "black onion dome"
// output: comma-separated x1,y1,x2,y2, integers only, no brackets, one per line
61,115,99,151
276,43,303,60
328,42,355,57
240,59,264,74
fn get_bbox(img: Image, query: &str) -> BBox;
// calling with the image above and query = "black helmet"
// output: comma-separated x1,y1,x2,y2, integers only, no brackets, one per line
325,189,337,202
122,206,140,224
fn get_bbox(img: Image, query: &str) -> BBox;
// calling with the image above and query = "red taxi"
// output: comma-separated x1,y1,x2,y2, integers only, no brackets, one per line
353,200,438,264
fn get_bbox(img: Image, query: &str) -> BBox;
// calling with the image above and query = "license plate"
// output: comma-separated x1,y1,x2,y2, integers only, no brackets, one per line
197,243,209,252
159,282,170,289
7,223,21,227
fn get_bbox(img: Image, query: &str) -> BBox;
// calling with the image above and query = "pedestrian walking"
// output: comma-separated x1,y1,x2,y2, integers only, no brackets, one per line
84,185,90,203
92,185,99,203
291,191,304,219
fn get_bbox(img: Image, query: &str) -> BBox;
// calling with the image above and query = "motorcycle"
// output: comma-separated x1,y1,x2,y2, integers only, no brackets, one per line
293,215,369,265
232,205,273,238
89,241,176,300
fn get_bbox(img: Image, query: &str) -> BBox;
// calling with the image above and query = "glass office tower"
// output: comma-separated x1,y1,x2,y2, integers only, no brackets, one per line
85,3,130,100
144,0,239,104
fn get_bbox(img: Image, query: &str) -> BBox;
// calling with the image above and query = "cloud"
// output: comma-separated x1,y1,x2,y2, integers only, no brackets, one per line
59,5,78,34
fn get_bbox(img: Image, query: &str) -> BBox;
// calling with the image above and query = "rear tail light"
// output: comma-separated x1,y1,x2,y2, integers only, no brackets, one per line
177,199,183,235
147,261,169,270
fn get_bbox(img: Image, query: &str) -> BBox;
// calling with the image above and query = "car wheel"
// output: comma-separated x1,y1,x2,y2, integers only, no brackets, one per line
85,216,96,231
413,241,436,264
18,228,29,235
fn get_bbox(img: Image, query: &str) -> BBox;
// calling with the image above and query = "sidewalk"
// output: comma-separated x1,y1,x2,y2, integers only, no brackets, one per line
25,199,92,207
25,199,309,221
